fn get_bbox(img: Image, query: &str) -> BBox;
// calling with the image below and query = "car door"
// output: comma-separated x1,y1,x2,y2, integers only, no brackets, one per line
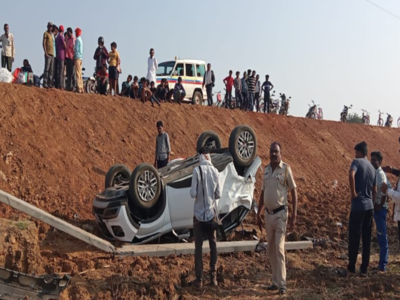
170,62,184,91
184,63,196,100
167,175,194,230
196,64,207,100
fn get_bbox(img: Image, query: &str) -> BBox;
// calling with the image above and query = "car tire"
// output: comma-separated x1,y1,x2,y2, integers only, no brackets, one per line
105,164,131,189
229,125,257,167
129,163,161,209
196,131,222,153
192,91,203,105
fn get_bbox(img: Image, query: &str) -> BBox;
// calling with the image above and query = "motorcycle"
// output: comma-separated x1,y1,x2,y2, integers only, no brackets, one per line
377,110,384,127
269,91,280,114
361,109,370,125
306,100,323,120
385,113,393,127
278,93,291,116
215,91,223,107
216,89,237,109
340,104,352,123
85,67,110,94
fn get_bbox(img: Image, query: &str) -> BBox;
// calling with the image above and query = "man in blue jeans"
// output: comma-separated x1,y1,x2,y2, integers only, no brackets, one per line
154,121,171,169
202,63,215,106
371,151,391,272
348,141,376,277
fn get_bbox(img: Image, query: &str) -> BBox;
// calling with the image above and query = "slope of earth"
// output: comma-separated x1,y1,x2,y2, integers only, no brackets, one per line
0,83,399,299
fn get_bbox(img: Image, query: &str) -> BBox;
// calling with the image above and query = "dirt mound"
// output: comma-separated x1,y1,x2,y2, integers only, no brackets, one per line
0,83,399,299
0,218,44,274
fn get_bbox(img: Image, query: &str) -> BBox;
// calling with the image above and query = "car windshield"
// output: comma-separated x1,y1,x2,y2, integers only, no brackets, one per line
156,61,175,76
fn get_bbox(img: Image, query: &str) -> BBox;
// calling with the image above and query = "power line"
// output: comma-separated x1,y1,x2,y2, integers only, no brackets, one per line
363,0,400,21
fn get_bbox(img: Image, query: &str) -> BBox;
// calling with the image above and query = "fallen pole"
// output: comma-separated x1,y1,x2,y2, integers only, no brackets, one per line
116,240,313,257
0,189,115,253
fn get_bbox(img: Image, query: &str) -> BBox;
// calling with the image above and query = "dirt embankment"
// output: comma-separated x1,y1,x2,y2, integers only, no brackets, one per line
0,83,399,299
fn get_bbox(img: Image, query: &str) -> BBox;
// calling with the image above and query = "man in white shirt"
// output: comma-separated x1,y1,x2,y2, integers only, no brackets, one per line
147,48,158,84
202,63,215,106
371,151,391,272
0,24,15,72
190,147,220,288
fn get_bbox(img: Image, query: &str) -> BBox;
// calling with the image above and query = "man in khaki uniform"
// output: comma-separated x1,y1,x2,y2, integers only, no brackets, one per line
257,142,298,295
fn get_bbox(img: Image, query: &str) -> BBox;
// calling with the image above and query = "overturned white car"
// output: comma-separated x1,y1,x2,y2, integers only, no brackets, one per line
92,125,260,244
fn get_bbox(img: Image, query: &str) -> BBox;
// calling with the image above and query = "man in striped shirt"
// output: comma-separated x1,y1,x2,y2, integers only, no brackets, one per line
246,70,256,111
234,71,242,109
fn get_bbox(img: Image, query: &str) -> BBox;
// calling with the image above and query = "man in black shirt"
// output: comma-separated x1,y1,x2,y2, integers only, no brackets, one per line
155,78,167,103
120,74,132,97
262,75,274,113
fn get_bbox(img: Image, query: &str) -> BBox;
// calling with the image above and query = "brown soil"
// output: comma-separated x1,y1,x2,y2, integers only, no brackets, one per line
0,83,400,299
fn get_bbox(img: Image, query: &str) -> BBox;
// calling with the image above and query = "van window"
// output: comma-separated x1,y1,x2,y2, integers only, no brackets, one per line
185,64,195,77
174,63,184,77
156,61,175,76
196,64,206,78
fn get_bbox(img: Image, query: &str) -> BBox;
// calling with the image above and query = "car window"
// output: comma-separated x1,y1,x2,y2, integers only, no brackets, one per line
174,63,184,77
185,64,195,77
196,64,205,78
156,61,175,76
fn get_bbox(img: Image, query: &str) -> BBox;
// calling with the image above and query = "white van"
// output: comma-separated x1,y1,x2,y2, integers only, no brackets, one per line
156,59,208,105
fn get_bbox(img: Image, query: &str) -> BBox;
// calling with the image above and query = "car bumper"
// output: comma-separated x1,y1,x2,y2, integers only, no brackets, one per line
93,198,139,242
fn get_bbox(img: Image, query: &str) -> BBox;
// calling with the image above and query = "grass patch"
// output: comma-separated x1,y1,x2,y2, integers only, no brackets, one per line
15,221,30,230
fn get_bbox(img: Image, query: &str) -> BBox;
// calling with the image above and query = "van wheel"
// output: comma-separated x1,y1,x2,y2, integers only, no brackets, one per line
105,164,131,188
196,131,222,153
192,91,203,105
129,164,162,209
229,125,257,167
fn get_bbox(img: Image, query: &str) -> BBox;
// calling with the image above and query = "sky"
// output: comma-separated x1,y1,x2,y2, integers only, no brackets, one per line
2,0,400,122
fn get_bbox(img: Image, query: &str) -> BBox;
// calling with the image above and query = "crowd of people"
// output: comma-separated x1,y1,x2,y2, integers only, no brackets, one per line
222,69,274,112
346,140,400,277
117,71,187,107
1,22,282,112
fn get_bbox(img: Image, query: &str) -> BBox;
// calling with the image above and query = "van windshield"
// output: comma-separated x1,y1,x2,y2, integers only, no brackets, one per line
156,61,175,76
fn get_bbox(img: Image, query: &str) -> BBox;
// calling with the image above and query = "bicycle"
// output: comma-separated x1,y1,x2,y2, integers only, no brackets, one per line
377,110,384,127
361,109,370,125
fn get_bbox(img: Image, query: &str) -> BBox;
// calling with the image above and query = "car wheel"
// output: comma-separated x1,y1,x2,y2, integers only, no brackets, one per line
229,125,257,167
192,91,203,105
196,131,222,153
105,164,131,189
129,163,161,209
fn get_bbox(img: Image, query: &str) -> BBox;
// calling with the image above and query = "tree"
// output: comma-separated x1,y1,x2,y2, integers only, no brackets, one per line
347,113,363,124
